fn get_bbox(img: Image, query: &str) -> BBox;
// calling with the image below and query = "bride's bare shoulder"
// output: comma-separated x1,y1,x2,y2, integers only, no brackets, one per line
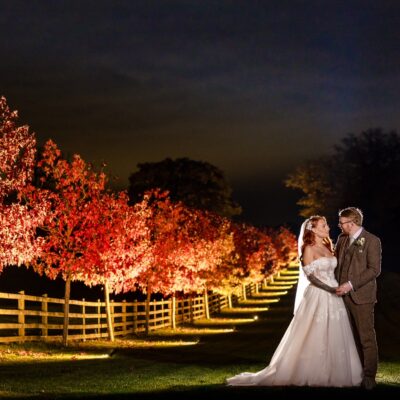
302,245,315,265
303,245,315,255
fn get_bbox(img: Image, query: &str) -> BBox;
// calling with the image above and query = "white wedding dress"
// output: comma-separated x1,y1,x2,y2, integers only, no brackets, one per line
227,256,363,387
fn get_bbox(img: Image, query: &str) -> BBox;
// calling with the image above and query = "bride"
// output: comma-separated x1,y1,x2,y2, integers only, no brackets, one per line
226,215,362,387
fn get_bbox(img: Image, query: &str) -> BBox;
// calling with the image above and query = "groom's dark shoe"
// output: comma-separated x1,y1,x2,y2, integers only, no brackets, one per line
361,377,376,390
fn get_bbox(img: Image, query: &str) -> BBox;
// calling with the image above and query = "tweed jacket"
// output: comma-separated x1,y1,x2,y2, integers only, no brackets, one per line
335,229,381,304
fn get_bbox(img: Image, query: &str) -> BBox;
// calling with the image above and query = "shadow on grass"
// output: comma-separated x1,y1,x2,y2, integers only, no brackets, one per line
5,383,400,400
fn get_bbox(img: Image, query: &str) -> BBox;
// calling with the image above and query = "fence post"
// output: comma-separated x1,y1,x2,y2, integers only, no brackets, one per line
189,296,193,324
82,298,86,341
204,289,210,319
228,293,232,309
133,300,137,333
152,299,156,331
161,299,165,328
41,294,48,338
122,300,127,335
97,299,101,338
171,295,176,330
18,291,25,341
110,298,115,338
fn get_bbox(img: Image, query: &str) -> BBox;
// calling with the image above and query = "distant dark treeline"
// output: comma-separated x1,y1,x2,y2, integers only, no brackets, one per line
286,128,400,271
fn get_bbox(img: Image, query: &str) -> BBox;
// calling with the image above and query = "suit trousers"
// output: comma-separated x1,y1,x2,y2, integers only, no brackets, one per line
343,296,378,378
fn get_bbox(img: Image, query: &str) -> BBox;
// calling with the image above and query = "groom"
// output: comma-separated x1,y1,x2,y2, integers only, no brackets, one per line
335,207,381,390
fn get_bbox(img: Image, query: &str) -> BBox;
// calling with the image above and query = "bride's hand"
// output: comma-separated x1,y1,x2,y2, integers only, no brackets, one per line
336,283,351,296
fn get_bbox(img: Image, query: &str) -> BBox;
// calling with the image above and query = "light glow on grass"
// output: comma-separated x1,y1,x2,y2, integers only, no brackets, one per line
263,284,293,290
252,291,288,297
149,327,235,335
0,337,203,363
377,362,400,385
126,339,199,347
0,347,110,363
238,298,279,305
275,276,299,281
84,338,200,349
193,317,255,325
280,271,299,276
268,281,297,285
221,306,270,313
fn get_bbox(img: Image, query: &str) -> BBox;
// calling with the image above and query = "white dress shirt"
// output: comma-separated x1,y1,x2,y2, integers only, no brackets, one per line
349,227,363,246
347,227,363,291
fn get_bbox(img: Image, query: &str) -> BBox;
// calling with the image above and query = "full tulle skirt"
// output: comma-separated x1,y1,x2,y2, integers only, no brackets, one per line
226,286,363,387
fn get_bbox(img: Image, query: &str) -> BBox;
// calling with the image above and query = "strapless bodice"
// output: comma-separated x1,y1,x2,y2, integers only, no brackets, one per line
303,256,338,286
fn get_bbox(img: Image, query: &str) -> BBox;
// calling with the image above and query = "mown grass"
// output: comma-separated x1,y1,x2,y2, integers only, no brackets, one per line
0,269,399,399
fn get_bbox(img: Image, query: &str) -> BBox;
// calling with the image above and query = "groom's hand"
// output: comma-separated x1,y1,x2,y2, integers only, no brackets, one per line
336,282,352,296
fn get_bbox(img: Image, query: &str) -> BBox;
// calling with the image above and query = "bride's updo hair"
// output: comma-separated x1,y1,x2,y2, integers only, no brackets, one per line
300,215,333,262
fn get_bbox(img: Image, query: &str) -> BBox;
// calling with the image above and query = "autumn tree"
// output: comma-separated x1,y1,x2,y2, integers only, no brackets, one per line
233,223,276,300
128,158,241,218
285,157,336,219
121,191,235,330
76,191,152,341
0,96,47,272
211,223,277,307
268,226,297,269
169,209,234,321
31,140,108,345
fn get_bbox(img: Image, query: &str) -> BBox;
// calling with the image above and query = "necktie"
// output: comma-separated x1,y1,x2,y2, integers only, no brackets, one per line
349,236,354,247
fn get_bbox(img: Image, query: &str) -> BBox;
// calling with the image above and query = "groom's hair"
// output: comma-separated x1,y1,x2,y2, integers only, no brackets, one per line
339,207,363,226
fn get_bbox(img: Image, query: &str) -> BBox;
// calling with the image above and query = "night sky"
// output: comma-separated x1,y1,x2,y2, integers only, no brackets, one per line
1,0,399,227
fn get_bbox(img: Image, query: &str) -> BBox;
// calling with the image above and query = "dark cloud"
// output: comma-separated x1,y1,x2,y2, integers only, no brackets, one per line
1,0,399,225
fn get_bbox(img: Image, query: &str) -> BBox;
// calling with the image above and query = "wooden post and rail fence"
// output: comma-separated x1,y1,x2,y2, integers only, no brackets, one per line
0,289,233,343
0,267,297,344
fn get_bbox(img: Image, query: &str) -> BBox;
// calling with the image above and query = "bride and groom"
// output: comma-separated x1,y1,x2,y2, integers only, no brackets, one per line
227,207,381,390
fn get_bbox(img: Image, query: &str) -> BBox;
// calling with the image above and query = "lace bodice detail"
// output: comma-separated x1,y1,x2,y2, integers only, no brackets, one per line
302,256,338,286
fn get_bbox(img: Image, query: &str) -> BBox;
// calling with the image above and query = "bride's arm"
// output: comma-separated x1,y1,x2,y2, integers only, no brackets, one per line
305,270,337,293
302,246,337,294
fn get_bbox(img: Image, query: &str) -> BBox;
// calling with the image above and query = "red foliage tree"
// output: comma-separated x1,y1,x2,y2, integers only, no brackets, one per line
0,96,46,272
121,191,234,329
79,191,152,340
212,223,278,306
31,140,107,345
269,226,298,270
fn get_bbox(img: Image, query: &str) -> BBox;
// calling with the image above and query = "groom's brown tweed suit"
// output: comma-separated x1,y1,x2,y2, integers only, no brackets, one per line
335,229,381,380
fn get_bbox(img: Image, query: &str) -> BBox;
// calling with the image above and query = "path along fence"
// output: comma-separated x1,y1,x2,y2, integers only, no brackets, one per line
0,281,268,343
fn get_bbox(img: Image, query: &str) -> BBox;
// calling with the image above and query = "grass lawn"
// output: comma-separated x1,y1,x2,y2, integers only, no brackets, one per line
0,270,399,399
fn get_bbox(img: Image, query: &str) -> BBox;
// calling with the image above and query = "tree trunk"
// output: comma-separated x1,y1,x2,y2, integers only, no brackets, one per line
189,295,194,324
255,283,259,294
62,273,71,347
171,294,176,330
145,288,151,335
228,293,232,309
242,283,247,301
104,281,114,342
204,288,210,319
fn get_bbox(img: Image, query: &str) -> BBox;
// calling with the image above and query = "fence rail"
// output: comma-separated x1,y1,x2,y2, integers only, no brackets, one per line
0,288,232,343
0,266,293,344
